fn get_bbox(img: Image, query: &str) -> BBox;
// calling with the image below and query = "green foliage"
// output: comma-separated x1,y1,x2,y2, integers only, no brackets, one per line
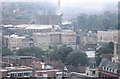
97,42,109,47
77,11,118,31
96,47,113,54
95,42,114,67
57,45,73,63
96,42,114,54
48,49,60,61
65,50,88,67
16,46,44,57
47,45,73,63
106,42,114,50
49,45,58,52
95,55,102,67
2,47,13,56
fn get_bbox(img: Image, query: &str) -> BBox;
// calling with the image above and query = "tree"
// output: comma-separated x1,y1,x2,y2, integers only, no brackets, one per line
77,14,88,30
16,46,44,57
106,42,114,50
65,50,88,67
96,46,113,54
95,42,114,66
57,45,73,63
49,45,58,52
2,47,13,56
48,49,60,61
77,11,118,31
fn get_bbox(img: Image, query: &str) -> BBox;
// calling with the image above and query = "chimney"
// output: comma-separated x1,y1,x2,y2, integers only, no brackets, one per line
57,0,61,15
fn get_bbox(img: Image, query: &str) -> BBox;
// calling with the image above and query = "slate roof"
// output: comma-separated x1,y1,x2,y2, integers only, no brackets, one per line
99,59,120,70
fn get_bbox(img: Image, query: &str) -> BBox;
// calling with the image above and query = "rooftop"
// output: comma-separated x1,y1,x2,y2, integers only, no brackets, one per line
14,24,60,30
36,69,61,73
4,66,33,70
3,56,36,59
99,59,120,70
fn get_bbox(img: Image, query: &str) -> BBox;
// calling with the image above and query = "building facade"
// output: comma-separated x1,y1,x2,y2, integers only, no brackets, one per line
35,15,62,25
33,30,76,46
33,33,51,46
61,30,76,45
5,34,33,51
50,32,61,45
3,24,60,36
97,30,118,43
80,34,97,46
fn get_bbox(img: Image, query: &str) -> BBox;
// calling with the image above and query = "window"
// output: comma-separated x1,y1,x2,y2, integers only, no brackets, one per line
18,73,20,76
100,37,102,40
114,69,118,74
107,68,109,71
110,69,111,72
7,73,10,76
11,74,14,77
87,73,89,75
112,69,114,73
93,71,96,74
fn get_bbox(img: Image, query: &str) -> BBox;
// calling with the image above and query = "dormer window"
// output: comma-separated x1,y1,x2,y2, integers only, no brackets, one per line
105,67,109,71
114,69,118,74
108,68,111,72
102,67,104,70
113,69,114,73
109,69,111,72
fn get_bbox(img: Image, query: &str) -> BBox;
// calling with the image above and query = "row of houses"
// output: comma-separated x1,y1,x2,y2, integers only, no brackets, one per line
1,64,64,78
1,55,70,79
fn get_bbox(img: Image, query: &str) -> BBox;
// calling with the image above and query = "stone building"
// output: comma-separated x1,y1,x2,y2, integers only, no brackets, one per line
80,33,97,46
33,30,76,46
50,32,62,45
97,30,118,43
33,33,51,46
4,34,33,51
61,30,76,45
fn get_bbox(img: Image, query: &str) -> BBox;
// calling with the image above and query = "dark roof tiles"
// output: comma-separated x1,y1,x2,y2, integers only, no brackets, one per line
99,58,120,70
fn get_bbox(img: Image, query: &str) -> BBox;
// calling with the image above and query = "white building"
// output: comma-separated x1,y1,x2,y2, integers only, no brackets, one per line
97,30,118,43
5,34,33,51
50,32,61,45
33,30,76,46
61,30,76,45
33,33,50,46
85,51,95,58
85,67,98,77
5,24,60,36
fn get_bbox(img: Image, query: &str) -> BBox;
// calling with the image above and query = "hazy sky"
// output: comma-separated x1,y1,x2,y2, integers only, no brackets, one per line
1,0,119,20
1,0,118,12
1,0,119,3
